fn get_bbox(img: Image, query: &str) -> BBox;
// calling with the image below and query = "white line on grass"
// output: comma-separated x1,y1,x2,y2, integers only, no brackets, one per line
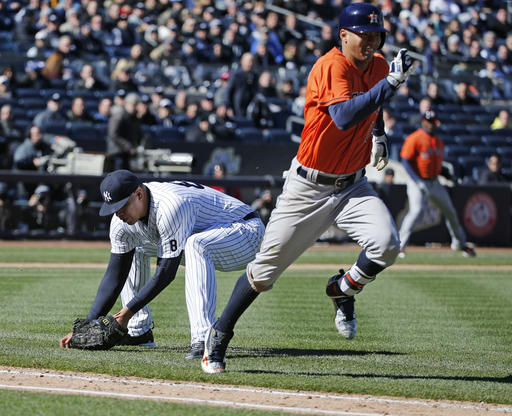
1,369,511,414
0,384,386,416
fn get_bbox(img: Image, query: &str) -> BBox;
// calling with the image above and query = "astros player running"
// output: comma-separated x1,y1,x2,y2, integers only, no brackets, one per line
398,110,476,257
60,170,265,359
202,3,415,373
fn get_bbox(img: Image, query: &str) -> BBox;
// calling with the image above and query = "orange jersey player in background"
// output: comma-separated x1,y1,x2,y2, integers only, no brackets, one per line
398,110,476,258
201,3,416,374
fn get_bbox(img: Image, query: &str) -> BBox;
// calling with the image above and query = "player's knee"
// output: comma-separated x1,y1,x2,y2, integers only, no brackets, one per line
184,235,204,255
370,232,400,268
246,264,276,292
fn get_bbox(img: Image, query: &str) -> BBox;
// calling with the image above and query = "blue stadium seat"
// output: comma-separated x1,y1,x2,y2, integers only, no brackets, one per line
454,135,482,146
263,128,292,143
41,121,68,136
149,126,185,148
481,136,509,147
470,145,496,158
231,116,254,128
496,146,512,160
234,127,264,142
444,144,469,159
457,155,485,180
19,97,46,110
16,88,41,99
68,122,106,152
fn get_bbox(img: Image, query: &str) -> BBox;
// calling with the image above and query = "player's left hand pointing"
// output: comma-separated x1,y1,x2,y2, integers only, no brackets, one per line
371,134,389,171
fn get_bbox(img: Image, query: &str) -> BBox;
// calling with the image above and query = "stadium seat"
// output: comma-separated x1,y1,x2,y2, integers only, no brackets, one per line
444,144,469,159
15,88,41,99
496,146,512,161
19,97,46,110
470,145,496,158
263,128,292,143
481,136,509,147
454,135,482,146
149,126,185,148
41,121,68,136
68,122,106,152
234,127,265,142
456,155,485,180
231,116,255,128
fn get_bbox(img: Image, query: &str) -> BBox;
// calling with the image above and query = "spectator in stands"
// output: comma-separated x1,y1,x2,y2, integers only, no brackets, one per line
111,13,136,48
251,189,274,226
41,34,74,83
149,86,165,117
24,184,57,232
66,96,94,124
486,9,509,41
374,167,395,211
445,34,463,60
214,72,230,107
199,93,215,118
397,9,417,42
209,103,236,141
13,124,53,172
75,22,105,58
480,30,498,60
208,162,242,200
291,85,306,117
70,63,107,91
112,89,127,114
0,76,11,99
89,13,109,43
316,23,337,56
185,113,215,143
27,30,51,59
478,56,511,100
106,93,143,172
490,109,512,130
225,52,258,117
59,8,81,36
452,81,479,106
277,13,303,46
425,81,447,106
0,182,15,232
409,96,433,126
194,22,213,63
256,71,278,98
0,104,22,144
281,40,301,70
33,93,66,128
382,107,403,139
478,154,511,184
174,102,199,128
496,44,512,76
110,62,138,92
93,97,112,123
137,95,157,126
277,78,296,101
155,98,174,127
253,39,276,69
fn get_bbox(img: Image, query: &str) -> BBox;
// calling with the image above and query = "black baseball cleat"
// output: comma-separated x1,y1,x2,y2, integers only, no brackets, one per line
185,341,205,360
326,269,348,298
118,329,156,347
462,245,476,258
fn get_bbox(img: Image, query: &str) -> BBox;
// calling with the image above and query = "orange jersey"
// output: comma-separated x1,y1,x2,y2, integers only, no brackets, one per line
297,47,389,174
400,128,444,179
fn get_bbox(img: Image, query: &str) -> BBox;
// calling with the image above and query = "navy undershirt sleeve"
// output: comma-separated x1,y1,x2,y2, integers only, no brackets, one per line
373,108,385,137
328,78,395,130
87,250,135,320
126,253,183,314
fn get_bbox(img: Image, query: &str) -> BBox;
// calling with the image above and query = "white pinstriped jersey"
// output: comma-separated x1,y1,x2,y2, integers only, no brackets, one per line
109,181,253,258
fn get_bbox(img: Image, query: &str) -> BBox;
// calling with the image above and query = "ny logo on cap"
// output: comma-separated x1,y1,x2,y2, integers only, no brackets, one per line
368,11,379,24
103,191,112,202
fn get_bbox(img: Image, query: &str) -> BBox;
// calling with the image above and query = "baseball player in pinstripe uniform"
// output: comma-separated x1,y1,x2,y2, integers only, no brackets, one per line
202,3,416,373
60,170,265,358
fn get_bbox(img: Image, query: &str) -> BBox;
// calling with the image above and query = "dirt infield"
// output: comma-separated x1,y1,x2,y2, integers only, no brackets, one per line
1,367,511,416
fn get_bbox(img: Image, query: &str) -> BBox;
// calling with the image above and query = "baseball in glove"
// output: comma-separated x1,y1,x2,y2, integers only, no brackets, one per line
70,315,128,350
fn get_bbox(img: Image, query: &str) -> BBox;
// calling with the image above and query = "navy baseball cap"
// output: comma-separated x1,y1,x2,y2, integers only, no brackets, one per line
422,110,438,122
99,170,141,216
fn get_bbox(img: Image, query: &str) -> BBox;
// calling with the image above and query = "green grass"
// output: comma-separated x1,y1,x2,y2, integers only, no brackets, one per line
0,390,288,416
0,246,511,413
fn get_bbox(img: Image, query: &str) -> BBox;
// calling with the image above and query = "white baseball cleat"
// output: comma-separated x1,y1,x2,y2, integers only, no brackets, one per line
398,250,406,259
333,296,357,339
201,326,233,374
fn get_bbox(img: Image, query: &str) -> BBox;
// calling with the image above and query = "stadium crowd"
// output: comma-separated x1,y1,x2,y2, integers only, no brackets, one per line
0,0,511,236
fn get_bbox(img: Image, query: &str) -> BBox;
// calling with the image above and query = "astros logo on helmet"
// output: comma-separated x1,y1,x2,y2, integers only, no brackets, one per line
338,3,388,48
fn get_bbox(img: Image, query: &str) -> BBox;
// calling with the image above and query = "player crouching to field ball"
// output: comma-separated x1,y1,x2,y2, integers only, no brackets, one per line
201,3,416,373
60,170,264,358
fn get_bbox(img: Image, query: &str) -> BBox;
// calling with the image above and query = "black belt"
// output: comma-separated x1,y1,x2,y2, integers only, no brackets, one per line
297,166,365,190
242,211,259,221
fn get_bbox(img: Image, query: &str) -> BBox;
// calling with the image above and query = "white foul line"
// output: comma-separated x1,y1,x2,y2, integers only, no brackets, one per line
0,384,387,416
2,369,512,414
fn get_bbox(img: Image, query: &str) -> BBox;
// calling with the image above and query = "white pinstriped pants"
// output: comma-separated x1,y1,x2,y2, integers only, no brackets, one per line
120,218,265,343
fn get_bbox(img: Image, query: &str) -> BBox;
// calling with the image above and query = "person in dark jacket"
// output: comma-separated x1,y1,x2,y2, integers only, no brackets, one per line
106,93,143,171
225,52,258,117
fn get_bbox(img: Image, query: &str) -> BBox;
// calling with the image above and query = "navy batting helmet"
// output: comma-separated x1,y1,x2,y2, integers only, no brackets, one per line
338,3,388,49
